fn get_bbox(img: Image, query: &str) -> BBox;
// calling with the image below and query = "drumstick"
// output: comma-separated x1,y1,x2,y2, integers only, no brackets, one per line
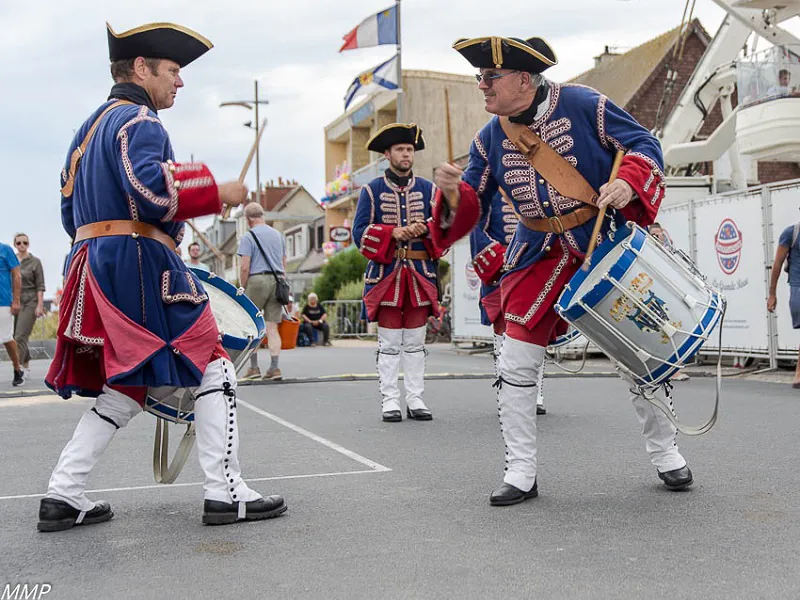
186,219,225,263
442,88,459,212
582,150,625,271
221,118,268,219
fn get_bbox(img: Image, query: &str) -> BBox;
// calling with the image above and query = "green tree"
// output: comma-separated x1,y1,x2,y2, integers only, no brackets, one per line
334,279,365,301
313,247,368,301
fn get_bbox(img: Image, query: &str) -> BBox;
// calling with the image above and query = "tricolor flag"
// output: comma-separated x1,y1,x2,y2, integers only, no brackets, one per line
339,5,398,52
344,54,399,109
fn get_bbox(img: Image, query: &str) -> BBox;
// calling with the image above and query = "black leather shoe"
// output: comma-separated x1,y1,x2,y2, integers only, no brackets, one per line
406,407,433,421
658,465,693,491
537,404,547,415
489,480,538,506
37,498,114,532
203,495,287,525
382,410,402,422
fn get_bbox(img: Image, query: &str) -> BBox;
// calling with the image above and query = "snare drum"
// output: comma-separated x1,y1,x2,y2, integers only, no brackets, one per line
144,268,266,483
556,223,725,388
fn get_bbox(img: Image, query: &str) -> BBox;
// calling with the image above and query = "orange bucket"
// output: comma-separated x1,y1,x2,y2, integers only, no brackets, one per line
277,317,301,350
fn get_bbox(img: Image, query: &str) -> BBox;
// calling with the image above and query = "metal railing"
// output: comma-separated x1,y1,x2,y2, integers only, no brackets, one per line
322,300,372,339
352,158,388,188
738,44,800,108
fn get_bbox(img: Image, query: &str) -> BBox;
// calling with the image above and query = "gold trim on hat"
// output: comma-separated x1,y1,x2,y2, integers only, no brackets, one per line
106,22,213,50
366,122,421,150
452,36,556,69
492,37,502,68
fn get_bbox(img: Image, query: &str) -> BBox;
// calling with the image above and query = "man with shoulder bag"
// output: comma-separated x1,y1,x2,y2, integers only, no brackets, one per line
238,203,288,380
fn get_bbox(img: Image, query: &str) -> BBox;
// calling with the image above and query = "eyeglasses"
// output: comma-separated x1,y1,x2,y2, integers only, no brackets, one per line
475,71,519,85
15,241,28,246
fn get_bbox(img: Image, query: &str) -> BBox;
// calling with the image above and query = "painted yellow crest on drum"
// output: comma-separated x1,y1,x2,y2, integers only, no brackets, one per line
609,272,682,344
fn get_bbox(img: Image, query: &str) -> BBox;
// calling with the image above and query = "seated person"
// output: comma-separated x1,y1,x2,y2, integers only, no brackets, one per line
285,295,300,320
301,293,330,346
767,69,792,97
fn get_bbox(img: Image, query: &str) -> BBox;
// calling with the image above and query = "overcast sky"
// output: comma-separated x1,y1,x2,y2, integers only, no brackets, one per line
0,0,737,295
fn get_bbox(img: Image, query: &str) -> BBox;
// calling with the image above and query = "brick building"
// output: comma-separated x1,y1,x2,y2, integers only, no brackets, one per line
569,19,800,184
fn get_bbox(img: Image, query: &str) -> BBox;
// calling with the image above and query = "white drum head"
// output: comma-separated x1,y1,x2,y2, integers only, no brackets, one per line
204,284,259,339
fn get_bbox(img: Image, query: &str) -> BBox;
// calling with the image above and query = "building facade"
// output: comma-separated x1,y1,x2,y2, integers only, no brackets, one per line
323,69,491,240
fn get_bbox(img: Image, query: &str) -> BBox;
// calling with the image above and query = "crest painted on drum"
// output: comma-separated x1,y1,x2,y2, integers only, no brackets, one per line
609,272,682,344
714,218,743,275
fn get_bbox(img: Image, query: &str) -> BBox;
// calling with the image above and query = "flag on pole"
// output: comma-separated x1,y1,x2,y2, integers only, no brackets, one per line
344,54,399,109
339,5,398,52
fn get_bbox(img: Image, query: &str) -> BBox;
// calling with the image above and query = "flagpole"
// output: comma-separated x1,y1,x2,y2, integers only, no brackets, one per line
395,0,403,122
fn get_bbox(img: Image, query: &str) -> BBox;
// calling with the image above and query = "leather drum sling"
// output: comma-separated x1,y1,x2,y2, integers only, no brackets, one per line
61,100,134,198
498,116,601,233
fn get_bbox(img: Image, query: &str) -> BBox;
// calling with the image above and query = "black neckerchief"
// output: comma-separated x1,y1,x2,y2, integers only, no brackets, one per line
108,82,158,113
385,168,412,189
508,83,549,126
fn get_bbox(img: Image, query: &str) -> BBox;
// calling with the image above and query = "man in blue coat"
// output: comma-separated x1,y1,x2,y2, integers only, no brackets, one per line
353,124,443,422
39,22,286,531
433,35,692,506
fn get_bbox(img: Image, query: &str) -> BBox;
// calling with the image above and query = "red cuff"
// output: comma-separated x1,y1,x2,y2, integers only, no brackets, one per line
617,154,665,228
359,224,397,263
164,161,222,221
472,241,505,285
430,182,481,252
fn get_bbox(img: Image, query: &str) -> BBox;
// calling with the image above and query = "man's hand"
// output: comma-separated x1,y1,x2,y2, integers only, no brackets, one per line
10,300,20,316
406,222,428,238
218,182,249,207
597,179,634,210
392,227,413,241
767,293,777,313
434,163,463,210
35,304,46,318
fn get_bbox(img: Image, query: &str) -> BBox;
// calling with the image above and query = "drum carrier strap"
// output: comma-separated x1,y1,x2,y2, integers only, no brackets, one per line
497,117,604,234
61,100,134,198
498,117,600,206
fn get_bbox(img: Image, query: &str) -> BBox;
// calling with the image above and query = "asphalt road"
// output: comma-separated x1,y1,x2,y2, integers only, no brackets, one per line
1,373,798,599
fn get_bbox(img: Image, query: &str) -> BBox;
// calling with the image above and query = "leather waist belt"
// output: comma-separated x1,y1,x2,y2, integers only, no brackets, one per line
395,248,430,260
518,207,599,235
74,220,177,251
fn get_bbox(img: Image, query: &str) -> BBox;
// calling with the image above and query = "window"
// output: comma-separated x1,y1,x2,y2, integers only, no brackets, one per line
316,224,325,249
284,226,307,260
286,235,294,259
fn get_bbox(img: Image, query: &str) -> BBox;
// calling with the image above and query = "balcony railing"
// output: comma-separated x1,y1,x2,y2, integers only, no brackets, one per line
738,44,800,108
351,157,388,189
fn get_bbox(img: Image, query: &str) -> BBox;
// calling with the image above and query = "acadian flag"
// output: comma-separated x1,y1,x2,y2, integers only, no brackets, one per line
339,5,398,52
344,54,399,109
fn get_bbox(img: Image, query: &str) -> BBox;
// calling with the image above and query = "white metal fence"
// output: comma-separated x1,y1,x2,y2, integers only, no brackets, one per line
658,178,800,366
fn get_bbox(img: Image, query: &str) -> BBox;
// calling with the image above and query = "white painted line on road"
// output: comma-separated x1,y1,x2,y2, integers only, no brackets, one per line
0,469,385,501
237,398,391,473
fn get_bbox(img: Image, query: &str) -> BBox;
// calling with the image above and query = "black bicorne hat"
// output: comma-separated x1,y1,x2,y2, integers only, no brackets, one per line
366,123,426,153
107,22,213,68
452,36,557,73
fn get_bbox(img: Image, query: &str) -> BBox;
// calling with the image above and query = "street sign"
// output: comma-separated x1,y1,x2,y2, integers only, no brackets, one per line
330,226,352,242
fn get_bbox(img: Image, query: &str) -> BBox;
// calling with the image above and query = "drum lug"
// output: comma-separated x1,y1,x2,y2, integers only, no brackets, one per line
661,322,677,338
